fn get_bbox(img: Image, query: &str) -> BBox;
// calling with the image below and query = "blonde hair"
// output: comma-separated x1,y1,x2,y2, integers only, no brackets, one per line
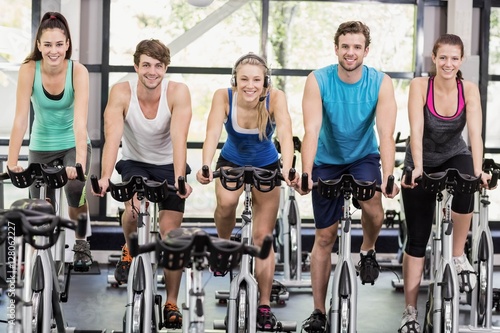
231,54,272,140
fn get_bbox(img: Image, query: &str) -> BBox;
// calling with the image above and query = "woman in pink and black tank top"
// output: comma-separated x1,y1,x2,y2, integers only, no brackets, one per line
398,34,491,333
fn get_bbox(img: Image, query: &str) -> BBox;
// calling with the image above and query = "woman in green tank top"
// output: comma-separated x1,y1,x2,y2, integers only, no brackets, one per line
6,11,93,271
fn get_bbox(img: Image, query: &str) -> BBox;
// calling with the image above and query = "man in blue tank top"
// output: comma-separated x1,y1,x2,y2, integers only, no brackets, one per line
297,21,399,332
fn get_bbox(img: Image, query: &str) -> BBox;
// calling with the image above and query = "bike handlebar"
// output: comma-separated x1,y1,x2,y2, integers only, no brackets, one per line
90,174,186,202
129,228,273,271
403,167,481,195
202,165,294,191
482,158,500,188
301,173,394,198
0,199,87,250
1,163,85,189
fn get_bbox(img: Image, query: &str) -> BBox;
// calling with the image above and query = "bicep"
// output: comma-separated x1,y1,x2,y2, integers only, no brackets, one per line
103,87,126,141
465,83,483,138
271,90,292,135
375,75,397,135
407,79,425,130
302,74,322,133
205,90,227,137
170,83,192,139
72,63,90,125
15,64,35,121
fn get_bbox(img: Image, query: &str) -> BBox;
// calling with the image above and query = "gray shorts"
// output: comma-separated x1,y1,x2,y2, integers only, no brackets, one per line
28,144,92,208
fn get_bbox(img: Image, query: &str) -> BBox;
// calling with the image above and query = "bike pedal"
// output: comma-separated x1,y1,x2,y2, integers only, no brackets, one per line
163,322,182,329
73,264,90,272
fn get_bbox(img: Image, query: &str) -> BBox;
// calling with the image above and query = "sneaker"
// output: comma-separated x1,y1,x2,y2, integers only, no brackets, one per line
356,249,380,285
114,244,132,285
453,253,477,292
302,309,327,333
163,302,182,329
257,305,277,331
398,305,420,333
72,239,93,272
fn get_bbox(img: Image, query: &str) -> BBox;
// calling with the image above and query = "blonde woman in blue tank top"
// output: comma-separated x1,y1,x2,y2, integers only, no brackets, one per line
196,53,298,330
7,12,93,270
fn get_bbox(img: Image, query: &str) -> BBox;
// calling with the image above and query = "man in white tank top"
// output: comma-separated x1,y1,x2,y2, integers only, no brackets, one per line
93,39,192,328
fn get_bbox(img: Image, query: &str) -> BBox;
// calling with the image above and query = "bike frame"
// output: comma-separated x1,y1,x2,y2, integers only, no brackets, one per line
421,169,481,333
328,189,358,333
460,163,500,332
7,163,82,333
124,195,159,333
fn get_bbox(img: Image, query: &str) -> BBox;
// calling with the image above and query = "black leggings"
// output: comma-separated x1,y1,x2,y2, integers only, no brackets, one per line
402,154,475,257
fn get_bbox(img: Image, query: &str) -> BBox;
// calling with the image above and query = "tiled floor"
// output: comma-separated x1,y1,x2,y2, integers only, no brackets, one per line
2,254,499,333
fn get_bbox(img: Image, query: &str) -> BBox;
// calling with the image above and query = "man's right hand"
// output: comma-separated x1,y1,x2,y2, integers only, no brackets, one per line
92,177,109,197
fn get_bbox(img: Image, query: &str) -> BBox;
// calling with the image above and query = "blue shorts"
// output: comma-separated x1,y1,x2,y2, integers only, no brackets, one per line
311,154,381,229
115,160,191,212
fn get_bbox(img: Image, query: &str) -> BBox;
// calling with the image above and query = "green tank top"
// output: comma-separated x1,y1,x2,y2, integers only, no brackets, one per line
29,60,78,151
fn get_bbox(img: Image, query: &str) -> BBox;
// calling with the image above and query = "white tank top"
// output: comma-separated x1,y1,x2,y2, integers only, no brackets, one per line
121,79,173,165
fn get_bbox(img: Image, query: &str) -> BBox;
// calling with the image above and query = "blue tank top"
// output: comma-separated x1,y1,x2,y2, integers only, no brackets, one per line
313,64,383,165
220,88,278,167
404,76,470,168
29,60,82,151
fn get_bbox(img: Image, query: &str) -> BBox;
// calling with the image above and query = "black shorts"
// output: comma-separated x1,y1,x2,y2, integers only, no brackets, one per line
115,160,191,212
215,155,282,186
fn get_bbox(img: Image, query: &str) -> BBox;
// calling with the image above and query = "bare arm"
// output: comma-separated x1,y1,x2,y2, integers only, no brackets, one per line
196,89,227,184
406,77,427,185
298,72,323,194
95,82,128,195
270,88,296,185
464,80,486,183
71,61,90,175
7,62,35,171
375,74,399,197
169,81,193,198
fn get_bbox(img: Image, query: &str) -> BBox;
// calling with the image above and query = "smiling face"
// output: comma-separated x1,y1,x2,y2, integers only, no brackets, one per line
134,54,167,90
432,44,463,79
37,28,69,66
234,63,267,102
335,33,369,73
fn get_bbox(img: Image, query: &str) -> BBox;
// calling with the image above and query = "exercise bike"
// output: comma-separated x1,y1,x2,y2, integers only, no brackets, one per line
130,227,273,333
0,163,101,333
91,174,185,333
302,172,393,333
274,137,311,290
460,158,500,332
402,168,481,333
207,165,296,333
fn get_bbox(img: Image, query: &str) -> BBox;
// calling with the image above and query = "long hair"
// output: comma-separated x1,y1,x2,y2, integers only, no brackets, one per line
429,34,464,80
334,21,371,48
231,54,272,141
24,12,72,63
133,39,171,67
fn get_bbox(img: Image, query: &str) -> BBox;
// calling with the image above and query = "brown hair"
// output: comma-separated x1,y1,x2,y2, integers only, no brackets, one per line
24,12,72,63
334,21,371,48
133,39,171,67
430,34,464,80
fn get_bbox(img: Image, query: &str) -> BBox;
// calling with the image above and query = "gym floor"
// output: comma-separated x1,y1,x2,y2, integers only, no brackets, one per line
1,253,499,333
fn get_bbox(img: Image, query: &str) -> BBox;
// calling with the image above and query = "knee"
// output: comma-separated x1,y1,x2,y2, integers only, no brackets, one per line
314,229,337,249
216,200,237,216
405,241,427,258
361,204,384,224
65,180,85,206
